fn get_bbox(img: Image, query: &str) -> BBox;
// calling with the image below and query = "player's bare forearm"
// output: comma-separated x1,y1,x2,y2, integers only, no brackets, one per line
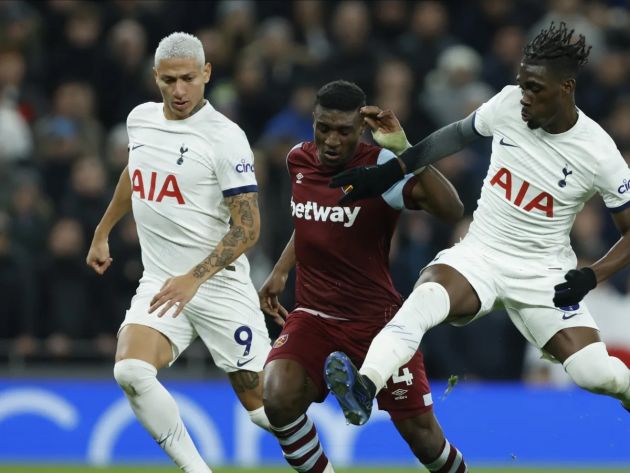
410,166,464,223
590,209,630,283
190,192,260,283
399,113,480,173
94,166,132,238
272,231,296,275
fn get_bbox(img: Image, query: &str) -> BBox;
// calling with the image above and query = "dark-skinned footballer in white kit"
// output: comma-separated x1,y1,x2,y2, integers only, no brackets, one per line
325,22,630,427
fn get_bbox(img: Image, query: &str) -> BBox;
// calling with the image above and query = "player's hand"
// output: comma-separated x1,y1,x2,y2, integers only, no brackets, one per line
553,267,597,308
86,237,113,275
329,158,406,205
258,272,289,326
361,106,411,156
150,274,202,318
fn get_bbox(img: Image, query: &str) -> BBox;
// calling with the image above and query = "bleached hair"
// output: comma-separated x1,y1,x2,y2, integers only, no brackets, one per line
154,32,205,68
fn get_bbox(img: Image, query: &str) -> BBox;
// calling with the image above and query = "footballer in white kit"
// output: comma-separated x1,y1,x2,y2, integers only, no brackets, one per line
424,83,630,348
122,100,271,371
87,32,271,473
324,22,630,426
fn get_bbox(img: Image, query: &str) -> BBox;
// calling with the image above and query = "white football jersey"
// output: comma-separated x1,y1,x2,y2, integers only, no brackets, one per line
126,101,257,284
467,85,630,260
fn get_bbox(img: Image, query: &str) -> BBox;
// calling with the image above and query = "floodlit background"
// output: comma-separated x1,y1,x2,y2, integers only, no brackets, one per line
0,0,629,471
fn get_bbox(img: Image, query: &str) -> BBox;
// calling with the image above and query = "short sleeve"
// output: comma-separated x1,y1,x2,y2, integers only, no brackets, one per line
594,145,630,213
378,148,413,210
473,85,515,137
213,128,258,197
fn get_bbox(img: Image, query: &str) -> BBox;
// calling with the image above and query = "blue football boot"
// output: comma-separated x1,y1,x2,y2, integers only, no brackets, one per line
324,351,374,425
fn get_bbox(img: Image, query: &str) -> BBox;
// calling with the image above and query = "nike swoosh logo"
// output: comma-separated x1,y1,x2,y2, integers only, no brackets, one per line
499,137,518,148
131,144,145,150
562,312,581,320
236,357,256,367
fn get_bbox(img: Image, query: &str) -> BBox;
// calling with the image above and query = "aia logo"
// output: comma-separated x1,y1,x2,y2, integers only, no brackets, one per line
558,165,572,188
235,159,255,173
177,144,188,165
490,167,554,217
131,169,185,204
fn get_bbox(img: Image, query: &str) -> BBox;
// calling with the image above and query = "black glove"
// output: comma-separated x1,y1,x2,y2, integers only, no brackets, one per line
553,267,597,308
329,158,405,205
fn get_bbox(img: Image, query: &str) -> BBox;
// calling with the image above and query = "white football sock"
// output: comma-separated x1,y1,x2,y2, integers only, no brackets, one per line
114,359,211,473
247,405,271,430
360,282,450,392
563,342,630,404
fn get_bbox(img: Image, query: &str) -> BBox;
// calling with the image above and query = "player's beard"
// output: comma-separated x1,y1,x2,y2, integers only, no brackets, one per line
526,119,541,130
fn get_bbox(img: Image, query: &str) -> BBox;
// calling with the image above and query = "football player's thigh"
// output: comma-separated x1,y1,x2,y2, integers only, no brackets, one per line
190,290,271,372
266,311,337,403
421,243,498,321
376,351,434,421
504,271,599,354
117,284,196,367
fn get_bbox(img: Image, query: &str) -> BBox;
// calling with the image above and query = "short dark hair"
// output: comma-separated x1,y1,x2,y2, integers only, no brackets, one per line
523,22,591,79
315,80,366,112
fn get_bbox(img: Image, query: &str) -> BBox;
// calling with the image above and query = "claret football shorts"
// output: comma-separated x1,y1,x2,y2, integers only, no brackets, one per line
266,310,434,421
119,275,271,372
425,235,599,352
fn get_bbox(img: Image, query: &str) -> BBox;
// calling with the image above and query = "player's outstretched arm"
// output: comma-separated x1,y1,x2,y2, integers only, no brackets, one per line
258,231,295,326
406,166,464,224
149,192,260,317
86,166,132,275
397,112,480,173
555,207,630,307
330,112,480,204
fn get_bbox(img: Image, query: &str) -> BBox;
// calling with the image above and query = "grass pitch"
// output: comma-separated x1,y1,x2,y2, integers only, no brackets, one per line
1,467,629,473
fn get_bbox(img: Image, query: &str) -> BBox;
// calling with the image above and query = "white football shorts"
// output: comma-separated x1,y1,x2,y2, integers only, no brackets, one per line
424,235,599,351
119,274,271,372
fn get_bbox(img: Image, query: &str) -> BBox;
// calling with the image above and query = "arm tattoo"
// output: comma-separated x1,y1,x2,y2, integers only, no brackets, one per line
225,192,259,241
229,370,260,393
190,193,260,281
223,225,247,247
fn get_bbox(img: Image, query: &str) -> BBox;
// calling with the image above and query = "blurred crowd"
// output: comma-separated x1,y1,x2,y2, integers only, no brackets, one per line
0,0,629,380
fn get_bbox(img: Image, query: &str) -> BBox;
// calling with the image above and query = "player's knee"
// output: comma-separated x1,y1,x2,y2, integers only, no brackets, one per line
113,359,158,397
398,282,450,333
564,342,628,395
263,381,304,424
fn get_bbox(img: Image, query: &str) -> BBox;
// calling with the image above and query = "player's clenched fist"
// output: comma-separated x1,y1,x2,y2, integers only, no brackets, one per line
86,237,113,275
150,274,202,318
258,272,289,327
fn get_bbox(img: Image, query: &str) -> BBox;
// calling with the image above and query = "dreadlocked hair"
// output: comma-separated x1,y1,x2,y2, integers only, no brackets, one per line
524,22,591,78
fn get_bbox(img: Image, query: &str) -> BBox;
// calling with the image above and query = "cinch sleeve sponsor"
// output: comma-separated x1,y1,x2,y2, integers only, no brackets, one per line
213,127,259,197
594,145,630,212
473,85,514,137
378,148,412,210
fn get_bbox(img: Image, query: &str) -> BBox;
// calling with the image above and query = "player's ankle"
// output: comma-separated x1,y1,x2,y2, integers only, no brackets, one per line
360,366,384,395
361,375,377,399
